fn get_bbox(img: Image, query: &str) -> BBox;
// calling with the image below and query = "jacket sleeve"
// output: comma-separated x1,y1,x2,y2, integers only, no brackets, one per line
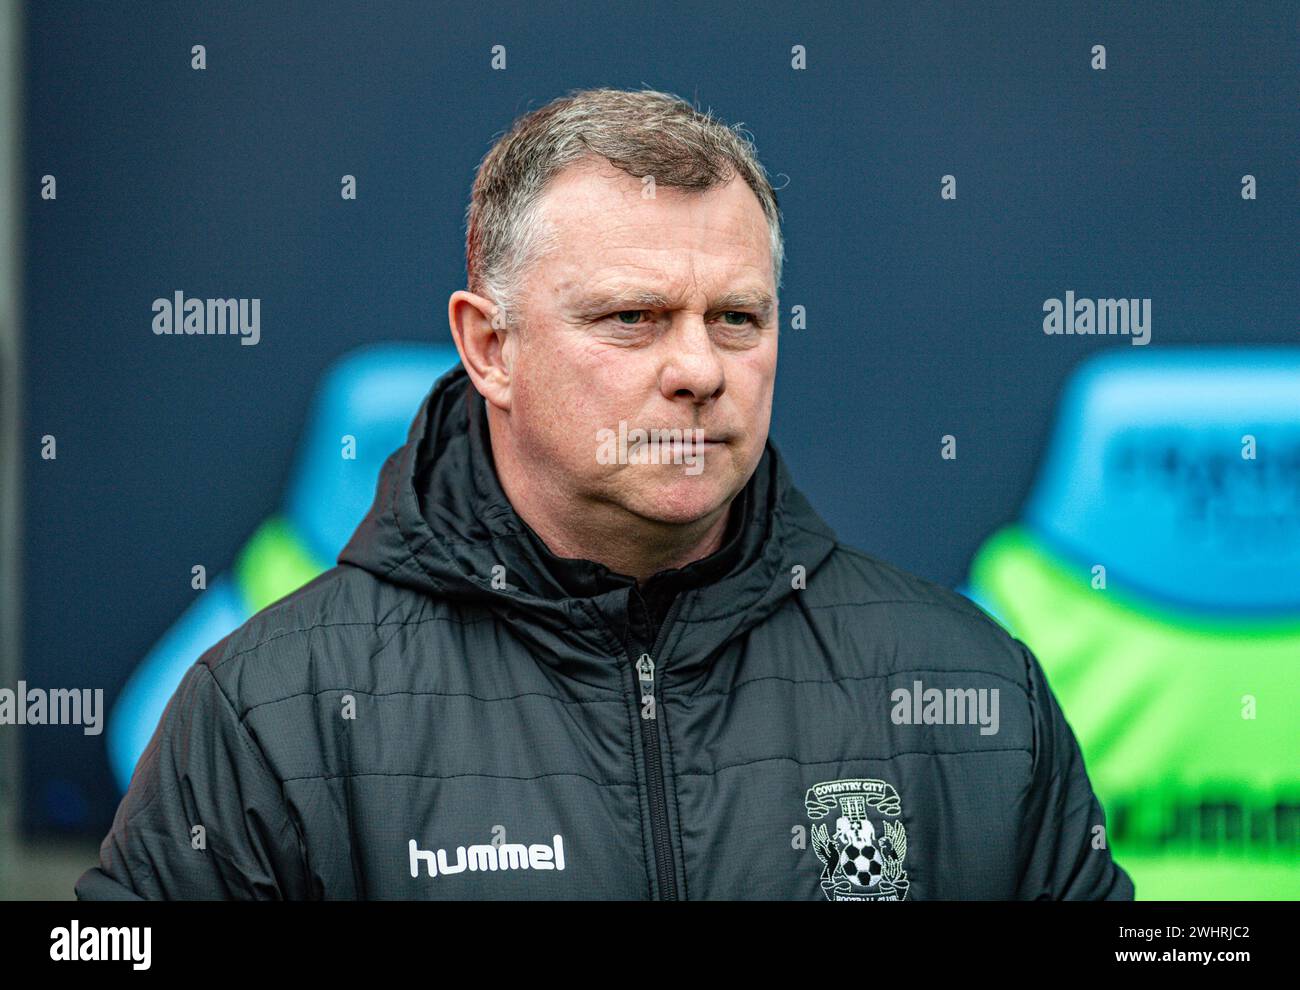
75,659,311,900
1013,639,1135,900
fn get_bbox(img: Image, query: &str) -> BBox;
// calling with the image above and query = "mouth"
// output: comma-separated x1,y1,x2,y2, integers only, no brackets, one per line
644,436,729,452
625,430,730,444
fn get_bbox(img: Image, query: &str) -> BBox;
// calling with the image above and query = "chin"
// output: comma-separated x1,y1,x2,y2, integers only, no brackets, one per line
624,473,737,527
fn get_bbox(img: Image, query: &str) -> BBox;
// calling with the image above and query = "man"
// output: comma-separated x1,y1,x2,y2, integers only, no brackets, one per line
77,87,1133,900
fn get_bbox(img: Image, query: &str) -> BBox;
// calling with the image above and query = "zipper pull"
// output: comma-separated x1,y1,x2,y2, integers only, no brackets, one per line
636,652,656,720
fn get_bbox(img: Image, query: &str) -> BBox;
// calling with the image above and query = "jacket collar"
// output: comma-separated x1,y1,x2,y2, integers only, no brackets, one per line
339,364,838,687
463,380,752,601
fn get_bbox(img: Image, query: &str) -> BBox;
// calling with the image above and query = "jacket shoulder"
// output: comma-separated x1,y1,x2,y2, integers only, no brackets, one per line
195,562,433,715
811,542,1031,691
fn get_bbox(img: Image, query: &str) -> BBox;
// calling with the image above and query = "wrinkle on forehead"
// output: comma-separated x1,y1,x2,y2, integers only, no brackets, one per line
531,167,773,287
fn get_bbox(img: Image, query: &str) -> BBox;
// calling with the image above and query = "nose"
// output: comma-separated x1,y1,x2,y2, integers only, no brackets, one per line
659,317,725,405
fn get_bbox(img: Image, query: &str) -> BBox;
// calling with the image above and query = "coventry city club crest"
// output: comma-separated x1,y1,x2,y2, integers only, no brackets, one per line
805,778,910,901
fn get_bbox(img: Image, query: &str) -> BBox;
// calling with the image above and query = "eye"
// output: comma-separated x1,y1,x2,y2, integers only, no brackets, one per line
612,310,650,325
718,311,756,326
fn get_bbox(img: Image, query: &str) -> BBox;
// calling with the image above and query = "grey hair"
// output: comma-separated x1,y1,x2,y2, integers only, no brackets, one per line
464,87,784,327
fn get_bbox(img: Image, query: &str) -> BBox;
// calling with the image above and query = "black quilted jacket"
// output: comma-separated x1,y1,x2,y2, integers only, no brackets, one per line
76,365,1134,900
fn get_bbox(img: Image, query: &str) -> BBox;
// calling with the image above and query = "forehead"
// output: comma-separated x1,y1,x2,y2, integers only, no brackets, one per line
530,159,774,298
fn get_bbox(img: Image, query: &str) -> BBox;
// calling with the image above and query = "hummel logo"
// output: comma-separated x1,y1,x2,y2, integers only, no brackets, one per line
408,834,567,878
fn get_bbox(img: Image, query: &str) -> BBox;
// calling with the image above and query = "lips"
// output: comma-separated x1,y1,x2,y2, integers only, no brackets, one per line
602,422,735,465
627,432,729,445
646,436,727,450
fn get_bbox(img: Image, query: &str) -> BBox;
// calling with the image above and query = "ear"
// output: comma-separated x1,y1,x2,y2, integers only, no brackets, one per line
447,290,513,411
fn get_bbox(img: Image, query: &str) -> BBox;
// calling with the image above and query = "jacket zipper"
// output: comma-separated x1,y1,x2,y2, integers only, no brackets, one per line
629,594,684,900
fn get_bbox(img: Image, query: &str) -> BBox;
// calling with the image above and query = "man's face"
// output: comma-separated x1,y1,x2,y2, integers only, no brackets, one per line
502,159,778,529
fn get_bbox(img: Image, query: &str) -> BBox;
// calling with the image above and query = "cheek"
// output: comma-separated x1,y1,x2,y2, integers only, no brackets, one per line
727,356,776,476
731,348,776,422
512,341,611,464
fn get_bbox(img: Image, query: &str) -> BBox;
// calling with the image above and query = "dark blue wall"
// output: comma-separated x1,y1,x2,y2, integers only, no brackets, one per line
21,1,1298,833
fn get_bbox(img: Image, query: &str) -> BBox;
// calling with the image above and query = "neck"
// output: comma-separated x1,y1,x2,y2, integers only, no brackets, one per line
487,416,732,585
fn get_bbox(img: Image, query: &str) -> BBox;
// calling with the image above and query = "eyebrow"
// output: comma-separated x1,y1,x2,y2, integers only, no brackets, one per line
569,288,776,321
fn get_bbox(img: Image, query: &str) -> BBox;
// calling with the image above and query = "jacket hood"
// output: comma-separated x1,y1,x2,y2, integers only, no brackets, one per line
338,364,839,682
